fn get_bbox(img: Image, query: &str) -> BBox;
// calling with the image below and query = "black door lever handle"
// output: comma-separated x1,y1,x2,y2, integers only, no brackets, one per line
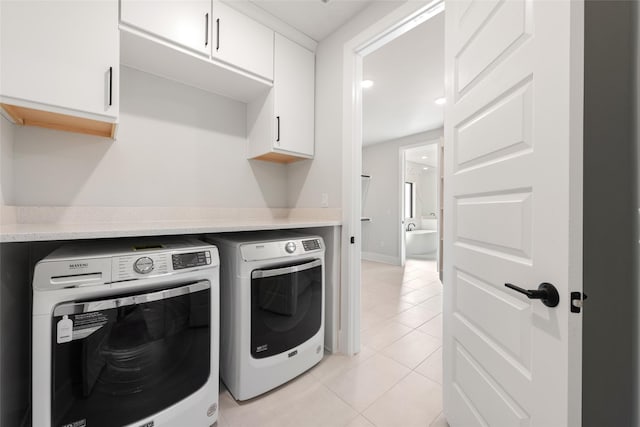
505,282,559,307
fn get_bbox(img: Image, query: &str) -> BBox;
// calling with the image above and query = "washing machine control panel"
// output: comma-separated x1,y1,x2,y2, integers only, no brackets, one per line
172,251,212,270
113,254,170,281
302,239,321,251
133,256,154,274
285,242,296,253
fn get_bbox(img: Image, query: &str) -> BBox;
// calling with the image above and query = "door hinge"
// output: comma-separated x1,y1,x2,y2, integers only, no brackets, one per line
570,292,588,313
350,236,355,244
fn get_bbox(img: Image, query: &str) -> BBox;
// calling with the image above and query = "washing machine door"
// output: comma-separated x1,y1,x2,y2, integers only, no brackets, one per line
50,281,211,427
250,259,322,359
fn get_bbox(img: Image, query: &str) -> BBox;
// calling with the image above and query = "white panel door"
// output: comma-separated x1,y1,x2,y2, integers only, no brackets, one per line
443,0,583,426
121,0,211,56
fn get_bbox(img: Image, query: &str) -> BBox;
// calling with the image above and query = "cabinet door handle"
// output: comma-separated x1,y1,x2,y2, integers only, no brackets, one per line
108,66,113,107
276,116,280,143
216,18,220,51
205,13,209,47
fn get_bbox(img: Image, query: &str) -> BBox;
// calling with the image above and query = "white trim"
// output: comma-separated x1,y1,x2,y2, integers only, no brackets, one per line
361,252,401,266
399,148,407,266
341,0,444,356
567,0,585,424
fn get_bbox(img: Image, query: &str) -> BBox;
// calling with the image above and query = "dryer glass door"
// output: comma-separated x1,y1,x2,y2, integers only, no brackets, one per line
250,259,322,358
50,281,211,427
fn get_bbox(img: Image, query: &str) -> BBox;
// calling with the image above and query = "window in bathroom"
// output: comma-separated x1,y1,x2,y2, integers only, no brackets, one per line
404,181,415,218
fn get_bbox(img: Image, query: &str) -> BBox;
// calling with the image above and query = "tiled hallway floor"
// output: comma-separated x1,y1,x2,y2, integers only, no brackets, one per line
218,259,448,427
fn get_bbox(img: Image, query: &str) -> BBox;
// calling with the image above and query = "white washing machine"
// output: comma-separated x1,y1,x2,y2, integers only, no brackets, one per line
206,231,325,401
32,237,220,427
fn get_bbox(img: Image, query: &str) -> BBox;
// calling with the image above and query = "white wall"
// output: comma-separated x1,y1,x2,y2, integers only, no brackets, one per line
0,116,15,205
8,2,417,210
361,129,442,263
287,1,407,209
12,67,288,207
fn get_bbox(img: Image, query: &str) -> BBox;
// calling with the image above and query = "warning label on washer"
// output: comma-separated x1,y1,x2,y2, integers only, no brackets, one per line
62,419,86,427
74,311,109,329
56,311,112,343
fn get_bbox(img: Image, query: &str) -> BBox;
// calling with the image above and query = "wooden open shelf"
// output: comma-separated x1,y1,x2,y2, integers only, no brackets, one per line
250,151,310,164
1,103,116,139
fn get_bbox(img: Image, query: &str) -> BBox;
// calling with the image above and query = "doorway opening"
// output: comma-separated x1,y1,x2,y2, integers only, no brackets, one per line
340,0,445,357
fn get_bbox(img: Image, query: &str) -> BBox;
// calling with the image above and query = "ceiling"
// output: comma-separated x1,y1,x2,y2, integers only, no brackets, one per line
363,11,444,146
248,0,373,41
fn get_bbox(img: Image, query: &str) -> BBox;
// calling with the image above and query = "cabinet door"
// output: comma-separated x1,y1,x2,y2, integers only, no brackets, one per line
121,0,211,57
1,0,119,119
274,34,314,156
211,2,274,80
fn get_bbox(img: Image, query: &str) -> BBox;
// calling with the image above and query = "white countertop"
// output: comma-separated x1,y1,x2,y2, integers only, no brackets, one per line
0,207,341,243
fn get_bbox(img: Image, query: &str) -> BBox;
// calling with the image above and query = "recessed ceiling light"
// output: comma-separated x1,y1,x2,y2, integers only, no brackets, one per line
421,156,428,159
435,97,446,105
423,167,429,170
361,80,374,89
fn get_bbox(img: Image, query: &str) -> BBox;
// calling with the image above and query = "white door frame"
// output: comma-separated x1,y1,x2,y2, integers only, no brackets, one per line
340,0,444,355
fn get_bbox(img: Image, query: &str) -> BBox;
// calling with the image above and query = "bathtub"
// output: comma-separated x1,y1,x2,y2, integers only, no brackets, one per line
406,218,438,259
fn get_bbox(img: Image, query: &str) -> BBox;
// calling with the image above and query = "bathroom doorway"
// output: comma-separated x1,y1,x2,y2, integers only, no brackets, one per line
400,141,441,272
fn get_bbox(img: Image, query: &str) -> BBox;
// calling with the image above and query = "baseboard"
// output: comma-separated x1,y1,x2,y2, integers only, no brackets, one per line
361,252,401,266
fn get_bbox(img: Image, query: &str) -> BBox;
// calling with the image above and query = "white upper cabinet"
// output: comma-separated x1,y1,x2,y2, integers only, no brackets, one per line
211,2,274,80
119,0,274,102
0,0,119,138
120,0,211,57
248,34,314,163
273,33,314,157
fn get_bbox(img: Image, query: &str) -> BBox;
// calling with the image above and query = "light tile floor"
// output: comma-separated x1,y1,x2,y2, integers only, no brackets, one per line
217,259,448,427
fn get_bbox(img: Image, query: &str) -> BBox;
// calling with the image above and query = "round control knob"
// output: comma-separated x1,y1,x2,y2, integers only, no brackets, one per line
285,241,296,254
134,256,154,274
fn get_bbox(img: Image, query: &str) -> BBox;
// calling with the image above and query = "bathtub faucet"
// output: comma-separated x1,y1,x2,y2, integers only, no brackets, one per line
407,223,416,231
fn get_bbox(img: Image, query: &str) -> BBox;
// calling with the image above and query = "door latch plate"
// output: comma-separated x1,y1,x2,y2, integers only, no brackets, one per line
570,292,588,313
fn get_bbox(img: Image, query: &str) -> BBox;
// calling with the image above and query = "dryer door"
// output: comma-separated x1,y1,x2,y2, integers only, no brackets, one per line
250,259,323,359
50,281,211,427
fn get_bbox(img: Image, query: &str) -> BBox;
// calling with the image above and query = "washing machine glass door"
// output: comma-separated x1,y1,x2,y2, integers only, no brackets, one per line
250,259,322,359
50,281,211,427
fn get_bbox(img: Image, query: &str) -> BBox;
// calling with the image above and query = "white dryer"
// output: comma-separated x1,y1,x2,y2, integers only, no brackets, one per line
32,237,220,427
206,231,325,401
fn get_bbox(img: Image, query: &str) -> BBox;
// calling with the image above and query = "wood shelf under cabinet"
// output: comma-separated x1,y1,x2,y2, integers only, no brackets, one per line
1,103,116,138
249,151,311,163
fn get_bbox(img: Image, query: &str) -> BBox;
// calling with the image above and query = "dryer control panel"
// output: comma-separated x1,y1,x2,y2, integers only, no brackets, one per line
240,237,324,262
